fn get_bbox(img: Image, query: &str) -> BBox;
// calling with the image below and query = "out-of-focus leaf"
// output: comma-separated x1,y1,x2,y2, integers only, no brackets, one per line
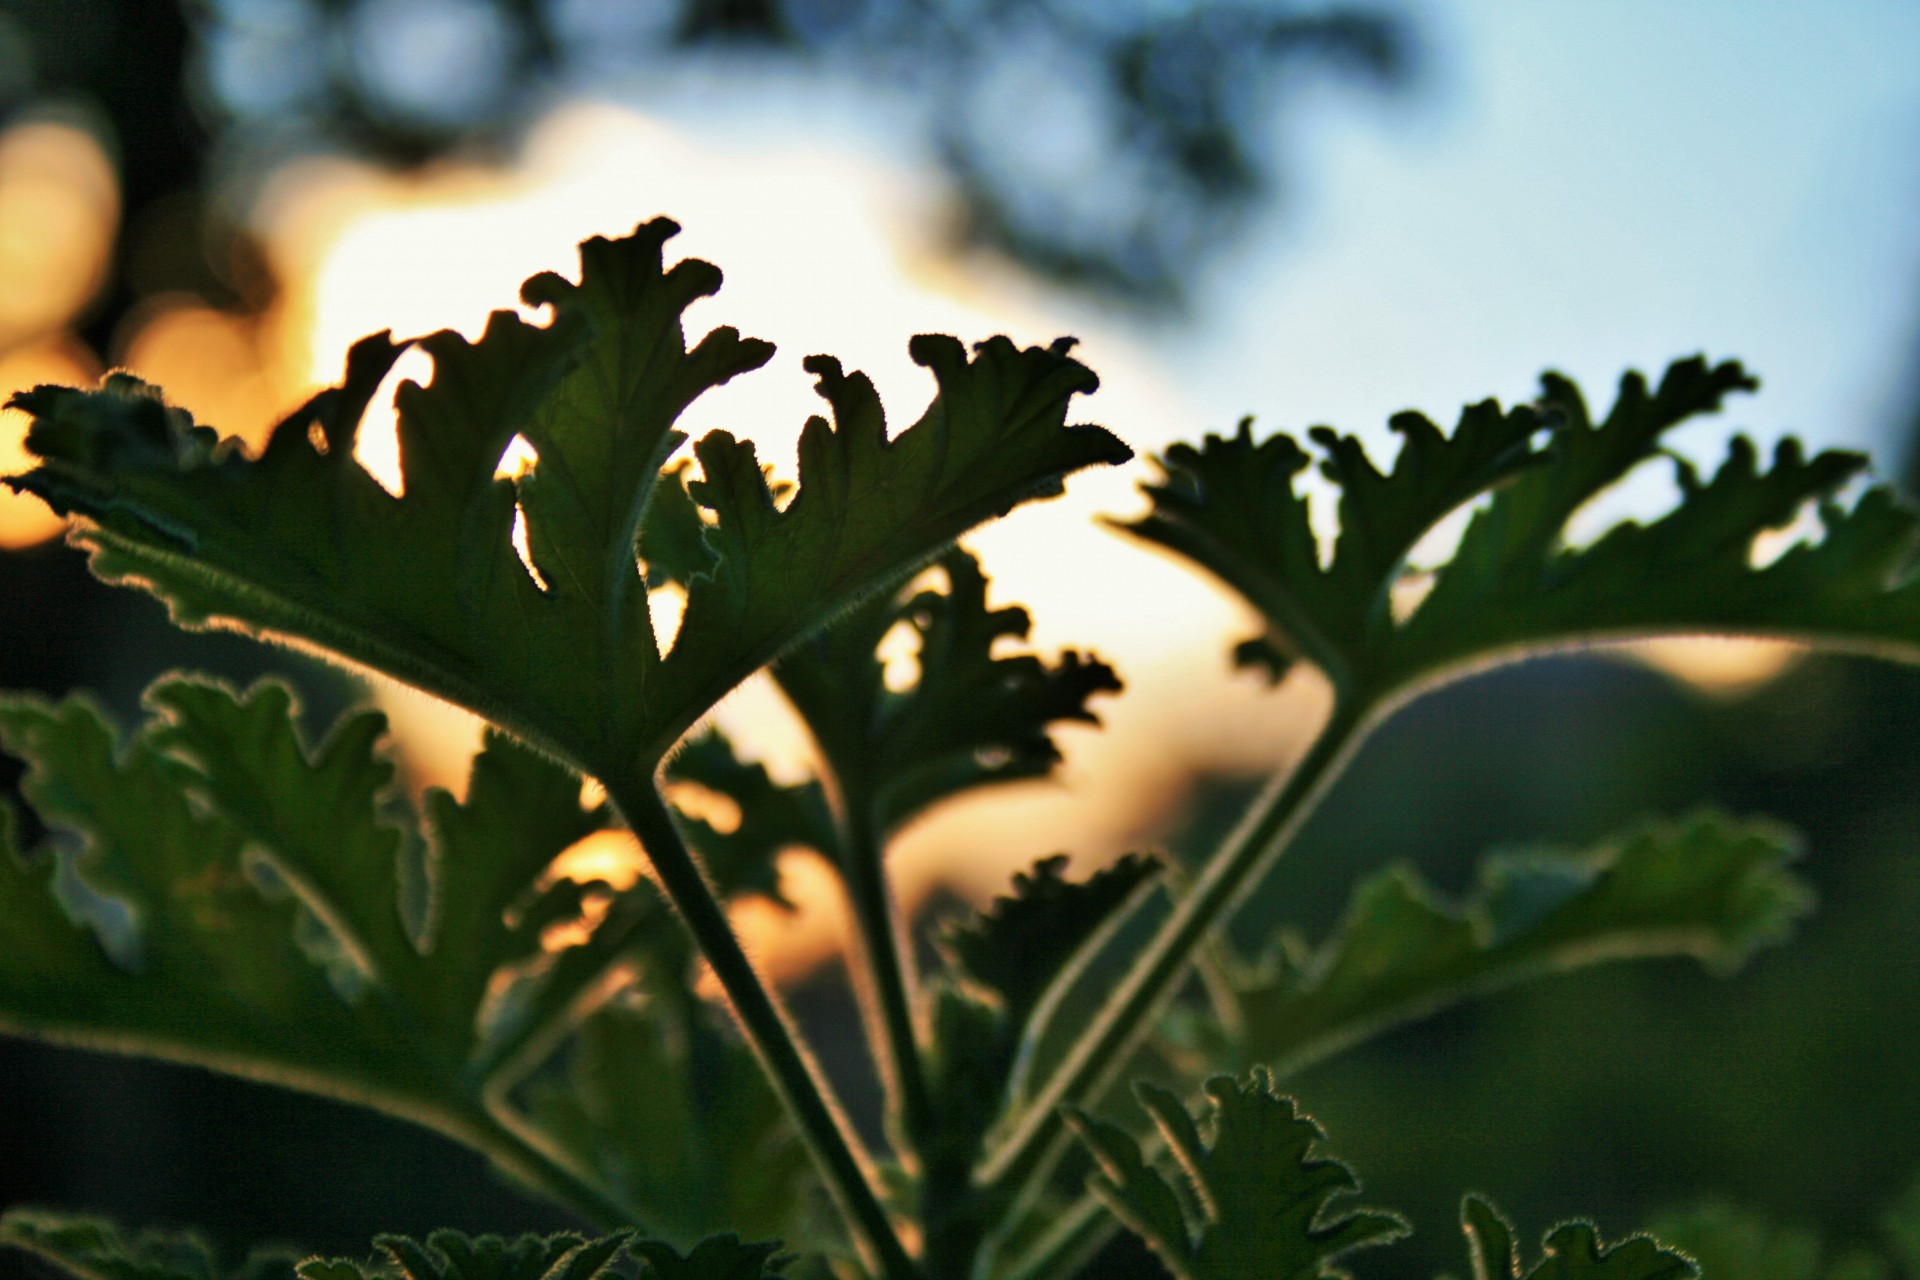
0,1210,298,1280
1459,1196,1696,1280
945,853,1160,1027
919,854,1162,1255
1180,813,1809,1080
662,728,834,906
524,994,811,1247
1649,1202,1844,1280
1064,1070,1407,1280
296,1231,631,1280
1886,1173,1920,1279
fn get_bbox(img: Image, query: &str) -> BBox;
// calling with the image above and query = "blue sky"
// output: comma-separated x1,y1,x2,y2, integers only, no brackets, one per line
1168,2,1920,472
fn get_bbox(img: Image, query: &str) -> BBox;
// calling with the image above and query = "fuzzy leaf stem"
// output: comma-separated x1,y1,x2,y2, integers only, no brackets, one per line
606,776,918,1280
979,696,1376,1233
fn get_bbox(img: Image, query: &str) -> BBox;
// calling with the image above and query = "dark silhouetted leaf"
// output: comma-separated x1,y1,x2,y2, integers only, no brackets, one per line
9,219,1127,781
1122,358,1920,703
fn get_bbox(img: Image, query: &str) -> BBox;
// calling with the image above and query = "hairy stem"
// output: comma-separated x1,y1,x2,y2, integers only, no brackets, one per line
978,696,1376,1215
840,796,937,1158
610,779,921,1280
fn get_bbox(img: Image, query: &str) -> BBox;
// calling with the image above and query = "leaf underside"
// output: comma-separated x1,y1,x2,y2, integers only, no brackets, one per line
1121,357,1920,699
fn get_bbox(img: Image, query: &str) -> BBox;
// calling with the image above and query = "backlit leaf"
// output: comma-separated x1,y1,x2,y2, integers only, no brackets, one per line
8,219,1128,782
1459,1197,1696,1280
1065,1070,1407,1280
771,546,1121,842
1122,358,1920,703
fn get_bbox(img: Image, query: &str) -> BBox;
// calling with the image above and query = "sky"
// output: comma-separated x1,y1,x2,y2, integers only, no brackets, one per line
1177,2,1920,473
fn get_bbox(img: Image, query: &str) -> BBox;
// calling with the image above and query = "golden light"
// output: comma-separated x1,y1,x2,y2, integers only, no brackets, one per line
119,298,291,451
0,335,101,548
0,119,117,349
549,829,648,892
1630,636,1804,696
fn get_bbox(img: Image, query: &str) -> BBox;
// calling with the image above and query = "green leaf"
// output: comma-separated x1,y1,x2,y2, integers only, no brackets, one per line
143,675,607,1068
920,855,1162,1201
297,1231,632,1280
8,218,1127,780
629,1237,790,1280
1121,357,1920,702
1118,395,1544,688
771,546,1121,840
524,994,812,1247
0,1210,298,1280
1064,1070,1408,1280
0,678,670,1206
1459,1197,1697,1280
1648,1202,1833,1280
1184,813,1809,1080
944,853,1160,1029
1886,1173,1920,1279
0,687,423,1101
662,727,835,906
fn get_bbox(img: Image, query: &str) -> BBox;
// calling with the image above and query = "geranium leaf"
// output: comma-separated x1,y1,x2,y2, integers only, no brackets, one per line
1121,357,1920,703
297,1231,633,1280
944,853,1160,1029
922,854,1161,1195
1180,813,1808,1080
0,1209,295,1280
629,1236,789,1280
1065,1070,1408,1280
1458,1197,1697,1280
663,728,835,906
0,678,710,1225
7,219,1127,781
771,546,1121,841
0,689,418,1099
525,995,811,1248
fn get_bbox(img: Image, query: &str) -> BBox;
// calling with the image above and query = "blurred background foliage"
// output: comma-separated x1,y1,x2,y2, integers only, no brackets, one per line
1,2,1918,1278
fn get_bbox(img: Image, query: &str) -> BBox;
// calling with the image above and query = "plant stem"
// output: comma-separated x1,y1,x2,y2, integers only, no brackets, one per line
977,696,1377,1214
840,796,937,1156
610,778,921,1280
